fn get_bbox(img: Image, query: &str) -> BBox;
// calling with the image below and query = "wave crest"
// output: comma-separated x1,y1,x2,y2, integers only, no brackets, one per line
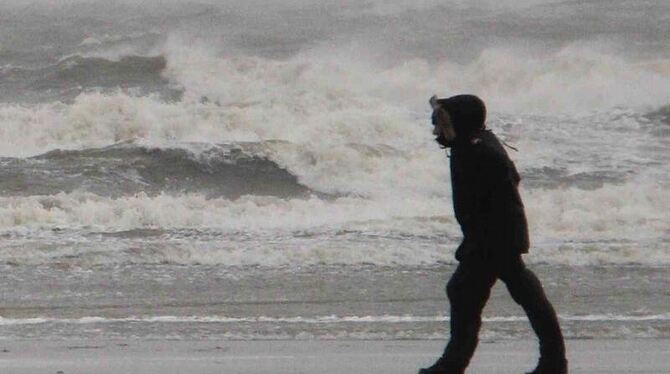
0,142,311,199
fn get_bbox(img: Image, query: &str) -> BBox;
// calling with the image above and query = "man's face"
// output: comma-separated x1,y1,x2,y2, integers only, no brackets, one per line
432,107,456,147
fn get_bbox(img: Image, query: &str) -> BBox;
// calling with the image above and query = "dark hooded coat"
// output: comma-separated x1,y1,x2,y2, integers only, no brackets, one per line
438,95,529,261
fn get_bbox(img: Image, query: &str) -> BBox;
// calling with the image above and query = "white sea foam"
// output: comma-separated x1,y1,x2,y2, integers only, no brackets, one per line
165,37,670,116
0,193,448,232
0,17,667,268
0,45,667,196
0,41,668,156
525,182,670,242
0,181,666,242
0,180,667,266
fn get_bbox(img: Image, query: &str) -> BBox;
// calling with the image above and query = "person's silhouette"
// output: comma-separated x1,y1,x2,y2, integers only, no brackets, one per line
419,95,567,374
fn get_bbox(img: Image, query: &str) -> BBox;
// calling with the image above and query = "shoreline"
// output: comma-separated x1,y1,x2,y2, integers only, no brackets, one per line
0,339,667,373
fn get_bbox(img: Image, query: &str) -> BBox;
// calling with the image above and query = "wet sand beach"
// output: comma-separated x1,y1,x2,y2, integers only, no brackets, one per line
0,339,667,374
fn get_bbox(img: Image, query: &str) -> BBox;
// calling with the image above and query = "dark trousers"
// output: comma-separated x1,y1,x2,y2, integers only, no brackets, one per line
442,255,565,371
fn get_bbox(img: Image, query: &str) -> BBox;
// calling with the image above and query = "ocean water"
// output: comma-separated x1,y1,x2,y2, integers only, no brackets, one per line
0,0,668,341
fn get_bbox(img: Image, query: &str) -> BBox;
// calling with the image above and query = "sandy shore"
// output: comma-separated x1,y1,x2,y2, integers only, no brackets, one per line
0,339,667,373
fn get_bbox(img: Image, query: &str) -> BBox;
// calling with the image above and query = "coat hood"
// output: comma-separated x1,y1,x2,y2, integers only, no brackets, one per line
437,95,487,140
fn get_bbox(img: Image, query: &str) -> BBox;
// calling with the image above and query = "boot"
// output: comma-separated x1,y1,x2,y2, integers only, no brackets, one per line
526,357,568,374
418,355,464,374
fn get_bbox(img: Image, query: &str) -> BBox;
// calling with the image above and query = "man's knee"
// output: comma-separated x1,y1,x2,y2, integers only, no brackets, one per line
503,268,548,307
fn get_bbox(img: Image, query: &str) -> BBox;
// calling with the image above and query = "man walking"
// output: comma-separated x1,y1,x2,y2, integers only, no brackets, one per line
420,95,567,374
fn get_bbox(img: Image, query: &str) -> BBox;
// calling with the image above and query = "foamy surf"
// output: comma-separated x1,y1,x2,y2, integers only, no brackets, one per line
0,176,665,267
0,0,668,344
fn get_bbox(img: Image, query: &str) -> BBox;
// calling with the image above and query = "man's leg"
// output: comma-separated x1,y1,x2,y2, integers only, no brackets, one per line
499,257,566,372
422,261,496,373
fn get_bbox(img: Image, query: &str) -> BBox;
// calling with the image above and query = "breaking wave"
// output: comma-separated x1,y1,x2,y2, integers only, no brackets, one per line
49,55,167,87
0,179,667,267
0,55,177,102
0,142,311,198
0,181,666,240
0,6,668,269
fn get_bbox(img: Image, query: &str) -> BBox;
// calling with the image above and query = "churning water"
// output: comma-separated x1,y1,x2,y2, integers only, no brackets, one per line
0,0,668,340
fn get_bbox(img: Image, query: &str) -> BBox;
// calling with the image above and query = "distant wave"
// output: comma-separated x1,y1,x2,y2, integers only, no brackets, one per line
0,55,179,102
3,55,167,85
44,55,167,87
0,142,311,199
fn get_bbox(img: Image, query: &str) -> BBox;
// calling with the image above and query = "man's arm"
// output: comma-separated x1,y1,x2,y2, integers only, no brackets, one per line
468,145,518,257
